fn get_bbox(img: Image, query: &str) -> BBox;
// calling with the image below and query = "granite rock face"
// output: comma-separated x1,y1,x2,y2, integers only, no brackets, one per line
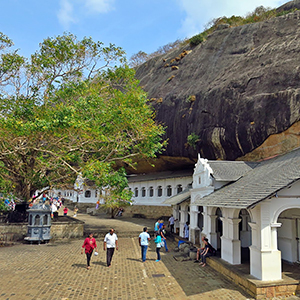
135,7,300,161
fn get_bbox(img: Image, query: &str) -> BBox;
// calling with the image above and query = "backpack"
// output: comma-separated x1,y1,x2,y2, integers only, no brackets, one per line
208,243,217,255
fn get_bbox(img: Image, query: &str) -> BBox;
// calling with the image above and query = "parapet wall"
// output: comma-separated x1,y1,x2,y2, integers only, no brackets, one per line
0,216,84,243
123,205,172,219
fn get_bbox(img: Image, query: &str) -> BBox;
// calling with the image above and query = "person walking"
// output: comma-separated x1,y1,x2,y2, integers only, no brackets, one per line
139,227,151,262
63,207,68,216
154,233,162,262
103,228,118,267
81,233,97,270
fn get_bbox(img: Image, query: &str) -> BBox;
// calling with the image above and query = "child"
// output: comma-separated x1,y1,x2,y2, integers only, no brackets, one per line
154,233,162,262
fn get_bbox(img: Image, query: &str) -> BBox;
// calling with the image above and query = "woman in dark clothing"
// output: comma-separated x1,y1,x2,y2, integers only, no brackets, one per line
200,238,214,267
81,233,97,269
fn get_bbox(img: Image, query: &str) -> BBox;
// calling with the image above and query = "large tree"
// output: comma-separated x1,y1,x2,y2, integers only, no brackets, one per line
0,32,165,201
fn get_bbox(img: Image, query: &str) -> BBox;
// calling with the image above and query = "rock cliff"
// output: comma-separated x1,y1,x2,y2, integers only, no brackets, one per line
135,3,300,165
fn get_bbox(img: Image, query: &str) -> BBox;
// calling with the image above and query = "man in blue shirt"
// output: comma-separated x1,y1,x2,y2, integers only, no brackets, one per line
139,227,151,262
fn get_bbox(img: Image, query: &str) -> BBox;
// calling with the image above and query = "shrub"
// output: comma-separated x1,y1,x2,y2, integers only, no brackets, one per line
189,33,205,47
187,133,200,149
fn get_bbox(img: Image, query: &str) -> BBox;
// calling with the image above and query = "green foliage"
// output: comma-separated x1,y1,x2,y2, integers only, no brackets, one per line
189,33,207,47
187,133,200,150
189,6,299,47
0,32,166,201
0,199,8,212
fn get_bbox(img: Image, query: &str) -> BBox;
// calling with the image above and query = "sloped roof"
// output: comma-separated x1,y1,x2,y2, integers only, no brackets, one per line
163,188,191,205
195,148,300,209
208,161,258,181
127,169,193,183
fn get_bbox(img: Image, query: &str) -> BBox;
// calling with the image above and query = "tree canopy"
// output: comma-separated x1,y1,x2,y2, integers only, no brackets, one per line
0,32,166,201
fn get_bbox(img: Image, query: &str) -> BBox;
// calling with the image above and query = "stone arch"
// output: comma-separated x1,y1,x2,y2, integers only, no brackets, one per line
166,185,172,197
149,186,154,197
273,203,300,224
141,187,146,197
157,186,162,197
277,207,300,263
176,184,183,194
179,202,190,238
205,206,223,250
216,208,223,250
239,209,252,263
35,215,40,226
85,190,91,198
29,214,33,225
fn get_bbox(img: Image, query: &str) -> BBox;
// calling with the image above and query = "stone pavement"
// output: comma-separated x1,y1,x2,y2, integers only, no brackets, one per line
0,212,299,300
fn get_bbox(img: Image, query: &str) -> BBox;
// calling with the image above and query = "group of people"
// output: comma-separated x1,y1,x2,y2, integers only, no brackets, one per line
137,218,172,263
81,228,118,269
3,198,16,211
81,216,216,270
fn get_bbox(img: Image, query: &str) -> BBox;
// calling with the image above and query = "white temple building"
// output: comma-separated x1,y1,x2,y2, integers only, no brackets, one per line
167,148,300,282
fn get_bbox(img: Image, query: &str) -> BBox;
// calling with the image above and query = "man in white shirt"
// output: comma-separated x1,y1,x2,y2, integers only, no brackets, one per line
168,215,177,233
139,227,151,262
103,228,118,267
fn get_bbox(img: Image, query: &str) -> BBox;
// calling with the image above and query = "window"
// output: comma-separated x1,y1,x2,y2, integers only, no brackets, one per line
85,190,91,198
141,187,146,197
157,186,162,197
95,190,98,198
149,186,154,197
35,215,40,225
177,184,183,194
43,215,48,225
199,177,201,184
134,187,138,197
167,185,172,197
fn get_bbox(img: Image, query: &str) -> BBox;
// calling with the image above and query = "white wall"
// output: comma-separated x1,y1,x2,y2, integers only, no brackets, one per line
50,188,99,204
128,175,192,206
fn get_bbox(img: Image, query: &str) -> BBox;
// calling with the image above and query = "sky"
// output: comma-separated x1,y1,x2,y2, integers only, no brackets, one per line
0,0,288,61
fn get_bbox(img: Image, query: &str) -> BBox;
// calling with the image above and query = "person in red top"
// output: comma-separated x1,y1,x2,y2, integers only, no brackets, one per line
63,207,68,216
81,233,97,269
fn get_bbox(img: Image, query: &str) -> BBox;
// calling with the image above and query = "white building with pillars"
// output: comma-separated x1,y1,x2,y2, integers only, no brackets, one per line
168,148,300,282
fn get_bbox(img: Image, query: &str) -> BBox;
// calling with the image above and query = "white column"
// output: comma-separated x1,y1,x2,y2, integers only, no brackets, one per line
190,205,200,244
173,206,180,234
271,223,282,250
249,220,282,281
221,218,241,264
207,214,218,249
179,206,188,238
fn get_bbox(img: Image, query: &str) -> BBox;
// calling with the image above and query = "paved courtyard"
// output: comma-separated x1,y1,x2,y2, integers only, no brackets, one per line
0,212,299,300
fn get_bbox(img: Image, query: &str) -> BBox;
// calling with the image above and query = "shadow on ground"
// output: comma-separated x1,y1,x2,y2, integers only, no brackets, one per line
159,240,253,298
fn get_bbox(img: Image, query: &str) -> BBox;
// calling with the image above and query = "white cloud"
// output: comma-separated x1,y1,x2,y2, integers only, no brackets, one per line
84,0,115,14
57,0,115,29
176,0,287,38
57,0,77,29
